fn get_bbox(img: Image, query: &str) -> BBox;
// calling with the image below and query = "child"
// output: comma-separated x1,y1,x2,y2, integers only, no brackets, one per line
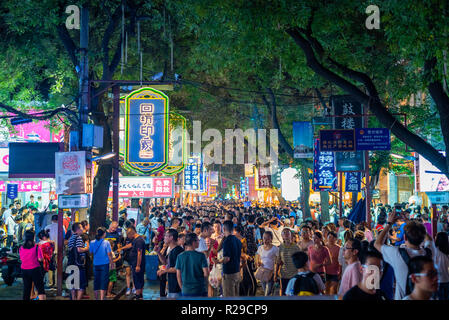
285,251,325,296
106,240,122,299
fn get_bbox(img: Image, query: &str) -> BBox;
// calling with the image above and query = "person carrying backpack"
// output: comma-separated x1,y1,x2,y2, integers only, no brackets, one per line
67,222,90,300
374,210,433,300
285,251,324,296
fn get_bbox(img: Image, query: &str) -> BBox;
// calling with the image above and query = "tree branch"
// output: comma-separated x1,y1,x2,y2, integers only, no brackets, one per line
0,102,78,124
286,27,449,176
56,24,79,69
102,4,122,80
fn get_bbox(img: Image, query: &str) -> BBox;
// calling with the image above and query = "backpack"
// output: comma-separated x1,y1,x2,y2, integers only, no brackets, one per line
293,272,320,296
244,225,258,257
400,247,432,296
67,236,86,267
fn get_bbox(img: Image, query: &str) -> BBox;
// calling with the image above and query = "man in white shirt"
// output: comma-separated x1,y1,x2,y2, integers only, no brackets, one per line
2,204,13,224
374,211,432,300
5,208,18,248
45,214,65,253
196,222,214,259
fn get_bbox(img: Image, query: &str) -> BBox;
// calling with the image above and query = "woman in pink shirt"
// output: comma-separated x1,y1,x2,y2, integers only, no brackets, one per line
308,231,331,283
19,230,46,300
325,231,341,295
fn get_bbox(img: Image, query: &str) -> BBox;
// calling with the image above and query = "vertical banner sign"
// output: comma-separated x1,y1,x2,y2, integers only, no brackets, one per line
183,156,200,191
161,112,187,175
55,151,87,195
209,171,219,186
332,95,364,171
313,139,338,191
240,177,248,199
7,184,18,200
244,164,254,177
293,121,313,158
124,87,169,174
345,172,362,192
256,164,272,190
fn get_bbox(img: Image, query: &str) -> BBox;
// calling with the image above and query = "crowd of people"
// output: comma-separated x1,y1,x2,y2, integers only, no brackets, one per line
1,198,449,301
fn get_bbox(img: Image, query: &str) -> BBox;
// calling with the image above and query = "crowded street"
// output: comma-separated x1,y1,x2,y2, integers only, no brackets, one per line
0,1,449,314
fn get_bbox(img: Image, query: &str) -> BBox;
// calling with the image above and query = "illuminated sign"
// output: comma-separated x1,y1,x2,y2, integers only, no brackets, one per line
108,177,174,198
416,153,449,192
345,172,361,192
161,112,186,175
183,156,201,192
281,167,300,201
313,139,338,191
124,87,169,174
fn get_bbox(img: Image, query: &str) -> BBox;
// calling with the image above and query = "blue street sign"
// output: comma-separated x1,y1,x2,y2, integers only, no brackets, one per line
7,184,18,200
319,129,355,152
313,139,338,191
345,172,362,192
355,128,391,150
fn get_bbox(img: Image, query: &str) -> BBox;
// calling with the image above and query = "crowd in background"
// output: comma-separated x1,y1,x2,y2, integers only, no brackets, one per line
1,198,449,301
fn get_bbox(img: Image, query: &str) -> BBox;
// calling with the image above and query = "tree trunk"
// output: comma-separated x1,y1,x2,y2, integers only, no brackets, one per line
320,191,330,224
271,188,286,206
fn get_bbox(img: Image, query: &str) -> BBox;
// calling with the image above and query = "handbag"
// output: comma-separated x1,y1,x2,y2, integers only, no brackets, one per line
36,245,46,277
254,266,273,283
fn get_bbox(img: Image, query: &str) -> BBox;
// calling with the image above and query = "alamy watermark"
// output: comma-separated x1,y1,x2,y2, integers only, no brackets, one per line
365,5,380,30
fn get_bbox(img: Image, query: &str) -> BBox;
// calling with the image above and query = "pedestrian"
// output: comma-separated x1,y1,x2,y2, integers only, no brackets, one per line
285,251,324,296
325,231,341,295
220,220,242,297
431,232,449,300
37,229,55,289
402,256,438,300
136,218,151,251
276,228,301,296
307,230,331,283
19,230,46,300
338,238,362,298
343,250,389,300
5,208,18,248
67,222,89,300
125,226,146,300
157,229,184,298
175,232,209,297
255,231,278,296
374,211,432,300
89,227,113,300
298,225,314,252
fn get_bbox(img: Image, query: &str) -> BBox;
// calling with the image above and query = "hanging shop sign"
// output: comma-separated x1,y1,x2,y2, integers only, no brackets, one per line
355,128,391,150
332,95,364,171
209,171,219,186
281,167,300,201
244,164,255,177
183,156,201,192
124,87,169,175
293,121,313,158
255,164,272,190
55,151,87,195
6,184,18,200
240,177,248,199
58,194,91,209
345,172,362,192
313,139,338,191
0,181,42,193
161,112,186,175
319,129,355,152
108,177,174,198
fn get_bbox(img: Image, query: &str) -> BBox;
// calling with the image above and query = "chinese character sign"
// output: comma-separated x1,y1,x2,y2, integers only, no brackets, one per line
332,95,364,171
313,139,337,191
319,129,355,152
125,88,169,175
355,128,391,150
345,172,361,192
108,177,173,198
256,165,271,189
240,177,248,199
55,151,86,195
0,181,43,193
183,156,201,192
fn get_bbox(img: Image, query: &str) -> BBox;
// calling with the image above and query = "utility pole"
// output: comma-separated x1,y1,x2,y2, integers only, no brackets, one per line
78,5,89,147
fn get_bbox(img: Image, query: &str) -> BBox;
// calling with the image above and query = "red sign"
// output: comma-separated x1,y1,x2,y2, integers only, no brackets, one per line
0,181,42,192
257,165,272,189
108,177,174,198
